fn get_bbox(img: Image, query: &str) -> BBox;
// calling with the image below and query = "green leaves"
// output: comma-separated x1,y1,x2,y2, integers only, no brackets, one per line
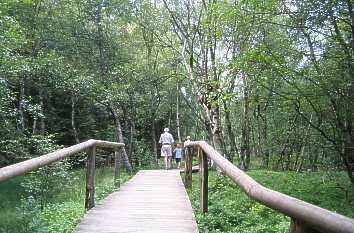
188,170,354,232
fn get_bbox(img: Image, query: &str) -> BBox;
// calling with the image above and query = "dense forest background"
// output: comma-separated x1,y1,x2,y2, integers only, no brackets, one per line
1,0,354,186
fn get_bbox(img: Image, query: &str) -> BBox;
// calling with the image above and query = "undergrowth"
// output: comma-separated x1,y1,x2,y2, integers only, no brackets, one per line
0,167,132,233
188,170,354,233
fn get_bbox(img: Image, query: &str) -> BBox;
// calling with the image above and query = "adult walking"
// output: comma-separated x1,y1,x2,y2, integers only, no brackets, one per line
159,128,174,169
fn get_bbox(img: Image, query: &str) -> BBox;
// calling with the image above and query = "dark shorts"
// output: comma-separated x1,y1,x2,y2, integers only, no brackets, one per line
175,158,181,163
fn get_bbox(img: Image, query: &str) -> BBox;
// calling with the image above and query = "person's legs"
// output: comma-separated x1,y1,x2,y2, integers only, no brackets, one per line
166,146,172,169
162,146,168,169
175,158,180,169
167,156,172,169
164,156,168,169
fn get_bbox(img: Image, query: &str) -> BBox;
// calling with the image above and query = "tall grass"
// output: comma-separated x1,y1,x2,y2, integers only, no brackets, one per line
0,177,26,233
0,167,132,233
188,170,354,233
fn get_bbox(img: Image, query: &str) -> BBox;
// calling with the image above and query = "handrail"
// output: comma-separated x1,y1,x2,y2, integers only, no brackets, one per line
0,139,125,210
184,141,354,233
0,139,123,182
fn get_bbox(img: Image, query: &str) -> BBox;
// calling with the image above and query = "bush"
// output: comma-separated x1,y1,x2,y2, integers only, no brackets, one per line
188,170,354,233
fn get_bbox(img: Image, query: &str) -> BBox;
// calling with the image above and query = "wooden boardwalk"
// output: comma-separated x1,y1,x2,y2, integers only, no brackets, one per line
74,170,199,233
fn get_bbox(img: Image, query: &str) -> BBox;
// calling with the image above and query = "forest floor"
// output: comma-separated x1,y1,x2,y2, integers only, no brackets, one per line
0,167,132,233
187,169,354,233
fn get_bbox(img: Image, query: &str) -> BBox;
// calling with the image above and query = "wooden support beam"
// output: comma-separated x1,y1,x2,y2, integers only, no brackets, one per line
114,149,121,188
85,145,96,210
184,147,192,189
198,147,208,214
290,218,322,233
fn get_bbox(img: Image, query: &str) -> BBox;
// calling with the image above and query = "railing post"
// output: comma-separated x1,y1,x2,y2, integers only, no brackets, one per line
184,147,192,188
114,148,121,188
198,147,208,214
85,145,96,210
289,218,321,233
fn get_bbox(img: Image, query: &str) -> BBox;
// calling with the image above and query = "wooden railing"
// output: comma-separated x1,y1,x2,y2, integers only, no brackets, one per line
0,139,124,210
184,141,354,233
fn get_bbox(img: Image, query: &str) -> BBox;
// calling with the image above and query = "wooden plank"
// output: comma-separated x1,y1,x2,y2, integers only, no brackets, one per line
74,170,199,233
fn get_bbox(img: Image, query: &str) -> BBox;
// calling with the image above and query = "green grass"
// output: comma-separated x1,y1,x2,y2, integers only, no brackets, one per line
0,177,27,233
0,167,132,233
187,170,354,233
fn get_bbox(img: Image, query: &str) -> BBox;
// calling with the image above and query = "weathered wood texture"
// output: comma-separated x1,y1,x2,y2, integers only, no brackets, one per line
184,147,192,188
184,141,354,233
198,148,208,214
74,170,199,233
85,145,96,210
114,150,121,188
0,140,124,183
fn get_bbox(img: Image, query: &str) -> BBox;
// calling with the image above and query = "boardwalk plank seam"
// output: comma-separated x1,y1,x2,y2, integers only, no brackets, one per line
74,170,199,233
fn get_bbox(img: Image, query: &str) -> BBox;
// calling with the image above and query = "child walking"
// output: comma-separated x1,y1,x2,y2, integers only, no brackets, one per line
174,144,183,169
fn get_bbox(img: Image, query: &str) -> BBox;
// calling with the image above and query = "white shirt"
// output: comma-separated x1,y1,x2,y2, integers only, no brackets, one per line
159,132,174,144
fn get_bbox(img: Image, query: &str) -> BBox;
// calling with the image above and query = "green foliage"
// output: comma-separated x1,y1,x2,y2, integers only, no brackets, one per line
18,135,71,212
133,140,156,168
35,201,83,233
188,170,354,233
0,167,132,233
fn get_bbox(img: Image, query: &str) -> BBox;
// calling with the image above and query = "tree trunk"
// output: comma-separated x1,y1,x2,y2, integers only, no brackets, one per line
176,81,181,142
223,100,238,162
202,103,224,170
211,108,224,156
296,114,313,172
151,119,158,165
71,94,80,144
341,128,354,186
95,3,106,80
148,89,161,165
32,117,37,135
310,148,320,172
18,78,25,131
168,109,171,129
262,116,270,168
240,74,251,170
129,117,138,167
255,101,263,158
39,89,45,134
32,89,38,135
111,107,133,173
251,122,257,158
